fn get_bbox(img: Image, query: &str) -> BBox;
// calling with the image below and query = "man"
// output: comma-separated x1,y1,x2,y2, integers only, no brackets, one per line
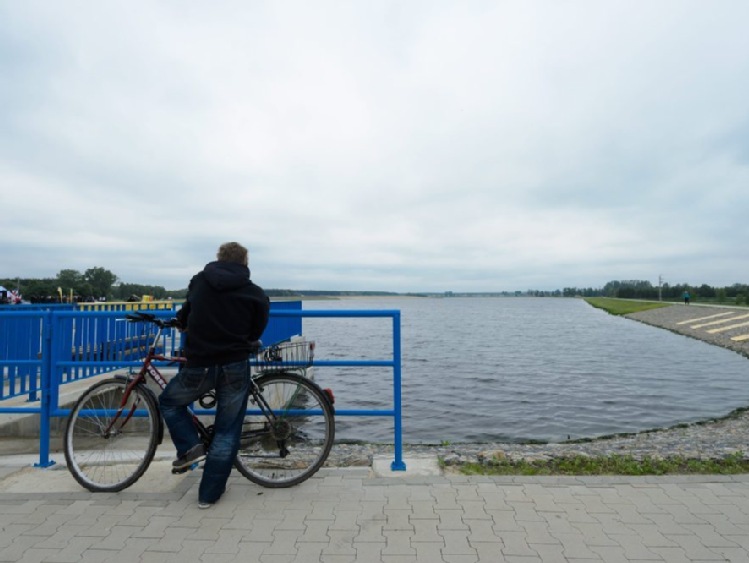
160,242,270,509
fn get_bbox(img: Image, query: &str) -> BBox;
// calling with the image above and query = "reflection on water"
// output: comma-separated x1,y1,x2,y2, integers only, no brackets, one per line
302,297,749,444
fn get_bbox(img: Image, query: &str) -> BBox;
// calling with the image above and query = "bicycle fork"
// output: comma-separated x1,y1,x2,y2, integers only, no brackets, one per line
102,380,143,438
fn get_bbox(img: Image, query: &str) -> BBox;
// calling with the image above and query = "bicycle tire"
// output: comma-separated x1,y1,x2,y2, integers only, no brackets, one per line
64,378,160,492
234,371,335,488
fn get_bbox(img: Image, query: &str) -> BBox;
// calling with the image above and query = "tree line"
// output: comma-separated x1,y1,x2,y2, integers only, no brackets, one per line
1,268,323,303
559,280,749,304
3,268,748,305
0,268,186,303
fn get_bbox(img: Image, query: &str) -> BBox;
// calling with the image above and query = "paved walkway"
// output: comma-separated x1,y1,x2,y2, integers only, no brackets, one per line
3,454,749,562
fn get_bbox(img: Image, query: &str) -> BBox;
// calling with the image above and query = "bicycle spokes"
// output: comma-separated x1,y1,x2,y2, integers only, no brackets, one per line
234,372,335,488
64,379,160,492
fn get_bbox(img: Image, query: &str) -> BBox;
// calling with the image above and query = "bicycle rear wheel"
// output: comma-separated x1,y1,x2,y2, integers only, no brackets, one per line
64,378,160,492
234,371,335,488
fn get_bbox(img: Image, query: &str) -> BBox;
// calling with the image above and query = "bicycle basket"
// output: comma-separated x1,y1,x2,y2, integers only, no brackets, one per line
251,340,314,372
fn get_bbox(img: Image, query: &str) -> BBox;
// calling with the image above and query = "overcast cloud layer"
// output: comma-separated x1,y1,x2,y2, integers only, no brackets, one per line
2,1,748,292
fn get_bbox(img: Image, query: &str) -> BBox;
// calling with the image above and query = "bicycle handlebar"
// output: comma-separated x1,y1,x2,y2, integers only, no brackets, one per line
125,312,262,352
125,312,182,329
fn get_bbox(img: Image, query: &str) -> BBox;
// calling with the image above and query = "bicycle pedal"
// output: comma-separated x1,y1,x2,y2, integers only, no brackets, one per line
171,462,199,475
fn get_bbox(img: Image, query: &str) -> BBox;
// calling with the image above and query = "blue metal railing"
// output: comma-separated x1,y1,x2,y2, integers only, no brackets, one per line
0,305,404,471
0,301,301,395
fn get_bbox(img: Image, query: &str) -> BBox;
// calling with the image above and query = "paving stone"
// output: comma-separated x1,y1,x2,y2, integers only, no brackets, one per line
682,523,742,548
588,545,631,563
662,533,729,560
381,529,416,556
648,546,692,563
517,521,561,546
498,530,537,558
529,543,568,563
610,532,664,560
435,508,470,531
465,519,504,544
440,529,475,555
409,520,442,544
408,500,439,520
553,532,602,560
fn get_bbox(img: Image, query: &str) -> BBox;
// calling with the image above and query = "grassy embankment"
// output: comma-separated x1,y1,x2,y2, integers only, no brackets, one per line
453,297,749,476
583,297,672,315
456,453,749,476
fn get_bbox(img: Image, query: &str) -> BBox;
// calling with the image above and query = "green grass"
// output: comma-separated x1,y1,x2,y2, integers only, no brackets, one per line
584,297,672,316
452,453,749,476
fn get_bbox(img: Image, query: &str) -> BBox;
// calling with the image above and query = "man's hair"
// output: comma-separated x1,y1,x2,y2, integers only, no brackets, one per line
217,242,249,265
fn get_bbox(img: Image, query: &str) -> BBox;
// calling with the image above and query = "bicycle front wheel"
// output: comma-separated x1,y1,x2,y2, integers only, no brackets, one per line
235,371,335,488
64,378,160,492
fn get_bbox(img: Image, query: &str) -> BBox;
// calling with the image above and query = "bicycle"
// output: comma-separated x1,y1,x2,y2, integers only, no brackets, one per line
63,312,335,492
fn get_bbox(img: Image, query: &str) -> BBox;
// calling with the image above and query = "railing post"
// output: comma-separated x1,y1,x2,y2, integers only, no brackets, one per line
35,311,55,468
390,311,406,471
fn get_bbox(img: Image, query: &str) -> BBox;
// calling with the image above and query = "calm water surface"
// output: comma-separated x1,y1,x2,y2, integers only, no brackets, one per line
301,297,749,444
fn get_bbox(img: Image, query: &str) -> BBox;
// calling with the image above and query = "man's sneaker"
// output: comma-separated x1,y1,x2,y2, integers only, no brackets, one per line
198,501,213,509
172,444,206,470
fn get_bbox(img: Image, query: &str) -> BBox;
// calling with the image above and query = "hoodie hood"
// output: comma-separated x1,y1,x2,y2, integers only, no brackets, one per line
202,261,250,292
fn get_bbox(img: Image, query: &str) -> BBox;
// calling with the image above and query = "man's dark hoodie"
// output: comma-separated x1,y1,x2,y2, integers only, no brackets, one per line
176,260,270,368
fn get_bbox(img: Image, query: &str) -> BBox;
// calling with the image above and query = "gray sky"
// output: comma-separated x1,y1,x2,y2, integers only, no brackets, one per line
2,1,748,292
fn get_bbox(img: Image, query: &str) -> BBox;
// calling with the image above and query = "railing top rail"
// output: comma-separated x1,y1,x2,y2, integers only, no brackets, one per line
32,309,177,318
2,309,402,319
0,308,401,317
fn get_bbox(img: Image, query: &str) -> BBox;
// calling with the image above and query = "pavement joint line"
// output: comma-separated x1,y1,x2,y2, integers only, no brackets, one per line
676,312,734,325
691,313,749,329
707,320,749,333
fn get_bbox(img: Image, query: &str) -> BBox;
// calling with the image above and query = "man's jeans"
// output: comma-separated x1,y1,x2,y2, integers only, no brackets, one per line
159,360,251,504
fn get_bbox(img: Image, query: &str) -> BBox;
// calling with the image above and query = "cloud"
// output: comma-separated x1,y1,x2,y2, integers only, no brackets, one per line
1,1,748,292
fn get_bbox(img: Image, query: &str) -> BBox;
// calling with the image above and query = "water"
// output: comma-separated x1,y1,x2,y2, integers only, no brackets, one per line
301,297,749,444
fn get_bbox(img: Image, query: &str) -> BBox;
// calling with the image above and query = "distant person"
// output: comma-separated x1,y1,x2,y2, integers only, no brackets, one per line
159,242,270,509
683,291,690,305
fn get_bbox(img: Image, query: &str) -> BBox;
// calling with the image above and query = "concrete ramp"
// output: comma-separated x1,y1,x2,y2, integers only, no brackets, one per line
0,459,195,494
